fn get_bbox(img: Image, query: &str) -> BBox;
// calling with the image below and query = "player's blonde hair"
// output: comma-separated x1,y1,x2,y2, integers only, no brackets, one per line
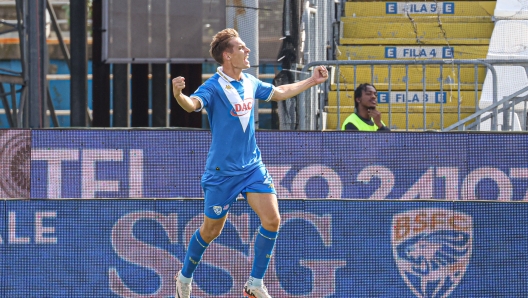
210,28,239,64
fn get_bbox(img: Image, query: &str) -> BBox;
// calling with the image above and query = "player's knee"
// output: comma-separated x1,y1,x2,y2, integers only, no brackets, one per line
261,214,281,232
200,225,224,243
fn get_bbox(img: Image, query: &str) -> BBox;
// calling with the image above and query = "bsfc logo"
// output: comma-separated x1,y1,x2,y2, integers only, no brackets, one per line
392,209,473,298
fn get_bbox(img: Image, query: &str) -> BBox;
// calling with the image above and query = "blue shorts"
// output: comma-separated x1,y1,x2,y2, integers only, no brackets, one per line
201,165,276,219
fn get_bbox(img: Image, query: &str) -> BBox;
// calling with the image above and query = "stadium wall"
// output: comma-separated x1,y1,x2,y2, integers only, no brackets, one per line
0,129,527,297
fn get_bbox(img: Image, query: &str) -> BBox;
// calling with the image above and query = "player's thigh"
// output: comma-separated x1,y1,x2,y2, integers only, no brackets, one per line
246,192,280,231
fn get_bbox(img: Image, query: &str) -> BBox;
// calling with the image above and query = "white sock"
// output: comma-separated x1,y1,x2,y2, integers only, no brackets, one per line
248,276,263,287
178,272,192,284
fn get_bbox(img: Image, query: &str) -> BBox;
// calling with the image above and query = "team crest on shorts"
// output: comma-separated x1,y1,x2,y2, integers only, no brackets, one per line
213,206,223,215
392,209,473,298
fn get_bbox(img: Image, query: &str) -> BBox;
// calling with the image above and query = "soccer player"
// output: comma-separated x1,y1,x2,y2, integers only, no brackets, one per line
172,28,329,298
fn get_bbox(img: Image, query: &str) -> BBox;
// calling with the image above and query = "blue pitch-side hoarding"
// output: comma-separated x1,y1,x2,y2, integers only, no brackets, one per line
31,130,528,201
0,200,527,297
2,129,524,297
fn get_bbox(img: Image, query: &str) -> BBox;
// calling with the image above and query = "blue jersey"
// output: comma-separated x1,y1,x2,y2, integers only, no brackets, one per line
191,67,275,175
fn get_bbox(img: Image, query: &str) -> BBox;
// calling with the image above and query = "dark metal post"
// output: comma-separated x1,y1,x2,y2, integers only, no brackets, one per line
27,0,47,128
131,64,149,127
170,64,202,128
92,0,111,127
151,64,168,127
112,64,130,127
70,0,88,126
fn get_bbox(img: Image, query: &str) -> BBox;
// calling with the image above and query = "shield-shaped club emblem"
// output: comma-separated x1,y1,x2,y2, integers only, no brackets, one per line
392,209,473,298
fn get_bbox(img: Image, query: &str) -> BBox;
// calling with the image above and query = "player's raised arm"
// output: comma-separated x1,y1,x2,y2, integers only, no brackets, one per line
271,65,329,101
172,76,202,113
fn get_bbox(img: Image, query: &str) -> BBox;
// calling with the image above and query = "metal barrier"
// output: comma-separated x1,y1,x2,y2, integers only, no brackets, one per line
298,59,528,132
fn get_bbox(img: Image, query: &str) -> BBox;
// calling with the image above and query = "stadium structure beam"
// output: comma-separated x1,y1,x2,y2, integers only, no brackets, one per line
112,64,130,127
151,64,169,127
92,0,111,127
131,64,149,127
27,0,48,128
70,0,88,127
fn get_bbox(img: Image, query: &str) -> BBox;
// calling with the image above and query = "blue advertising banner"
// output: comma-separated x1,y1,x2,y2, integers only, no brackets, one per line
0,199,527,297
30,130,528,201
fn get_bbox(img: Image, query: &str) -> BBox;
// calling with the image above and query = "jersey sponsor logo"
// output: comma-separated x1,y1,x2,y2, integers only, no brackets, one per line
217,76,254,132
392,209,472,298
230,98,254,117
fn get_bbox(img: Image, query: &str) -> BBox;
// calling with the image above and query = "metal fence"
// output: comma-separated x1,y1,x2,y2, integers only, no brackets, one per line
298,59,528,132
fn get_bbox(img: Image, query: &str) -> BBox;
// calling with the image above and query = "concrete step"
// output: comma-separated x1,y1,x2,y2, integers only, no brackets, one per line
325,109,475,130
327,90,481,107
341,20,494,43
344,1,496,18
337,45,489,60
330,65,487,90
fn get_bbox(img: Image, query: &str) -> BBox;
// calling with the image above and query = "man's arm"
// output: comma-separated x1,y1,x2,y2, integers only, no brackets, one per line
271,66,329,101
172,76,202,113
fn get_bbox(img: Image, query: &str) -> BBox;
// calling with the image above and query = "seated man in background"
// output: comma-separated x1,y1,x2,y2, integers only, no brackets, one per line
341,83,391,131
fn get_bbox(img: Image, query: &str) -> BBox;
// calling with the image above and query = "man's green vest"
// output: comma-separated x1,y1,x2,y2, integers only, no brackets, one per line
341,113,384,131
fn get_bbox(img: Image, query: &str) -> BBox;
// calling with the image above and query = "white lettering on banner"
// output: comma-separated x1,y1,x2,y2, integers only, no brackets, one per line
386,2,455,15
269,165,528,200
110,211,345,297
267,165,343,199
82,149,123,198
109,212,179,298
129,149,144,197
3,211,57,244
32,149,144,198
510,168,528,200
32,149,79,198
377,91,447,104
9,212,29,244
384,47,454,59
401,167,434,199
35,211,57,244
461,167,512,200
357,166,395,200
291,165,343,198
437,167,459,200
266,166,291,198
300,260,347,297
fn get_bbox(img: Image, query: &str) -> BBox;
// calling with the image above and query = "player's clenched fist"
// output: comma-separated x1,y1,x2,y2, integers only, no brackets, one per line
172,76,185,97
312,65,329,84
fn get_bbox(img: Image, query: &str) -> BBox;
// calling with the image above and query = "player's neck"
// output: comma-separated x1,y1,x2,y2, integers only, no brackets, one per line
221,64,243,81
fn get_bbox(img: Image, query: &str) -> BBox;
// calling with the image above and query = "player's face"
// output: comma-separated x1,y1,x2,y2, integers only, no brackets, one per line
358,86,378,108
226,37,251,69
